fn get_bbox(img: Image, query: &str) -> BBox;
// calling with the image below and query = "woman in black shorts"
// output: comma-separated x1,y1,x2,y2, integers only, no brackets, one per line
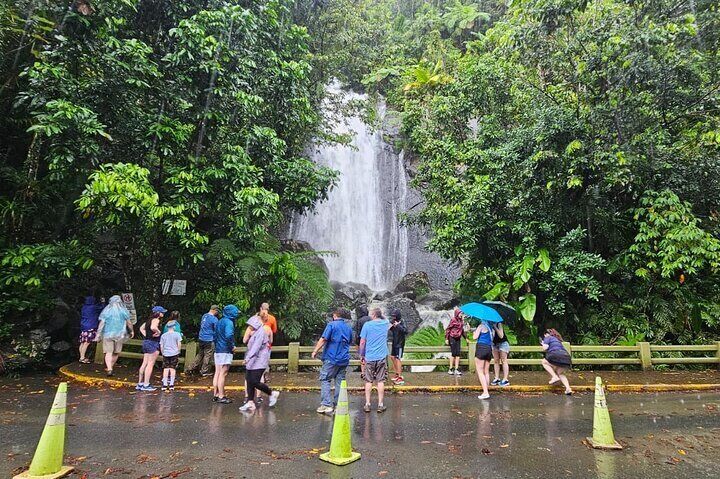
541,328,572,395
473,321,493,400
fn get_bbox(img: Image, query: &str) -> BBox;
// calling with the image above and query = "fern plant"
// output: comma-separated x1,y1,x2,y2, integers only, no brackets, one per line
405,323,466,371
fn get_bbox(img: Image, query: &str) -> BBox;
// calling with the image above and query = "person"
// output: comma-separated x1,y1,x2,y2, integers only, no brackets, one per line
136,306,166,391
78,292,104,363
95,295,133,377
359,307,390,413
213,304,237,404
389,309,407,385
311,308,353,414
186,305,219,377
160,319,182,391
445,307,466,375
491,322,511,386
260,302,277,336
239,315,279,412
354,305,371,373
242,310,273,404
541,328,573,395
473,320,493,400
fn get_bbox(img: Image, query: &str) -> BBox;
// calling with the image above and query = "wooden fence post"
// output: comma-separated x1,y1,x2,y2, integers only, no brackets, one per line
288,342,299,373
716,341,720,370
184,341,198,372
94,340,104,364
467,341,476,373
639,342,652,371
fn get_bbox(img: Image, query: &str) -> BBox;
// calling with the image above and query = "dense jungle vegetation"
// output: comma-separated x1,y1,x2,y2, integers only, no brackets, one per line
1,0,719,362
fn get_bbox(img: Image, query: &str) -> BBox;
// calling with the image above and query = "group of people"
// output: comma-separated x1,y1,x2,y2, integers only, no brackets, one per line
79,293,573,415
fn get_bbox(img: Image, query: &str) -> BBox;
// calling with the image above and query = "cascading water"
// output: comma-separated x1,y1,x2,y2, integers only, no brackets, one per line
289,87,408,290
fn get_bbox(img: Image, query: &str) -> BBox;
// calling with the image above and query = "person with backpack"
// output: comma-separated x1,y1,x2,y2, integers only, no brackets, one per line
445,307,466,375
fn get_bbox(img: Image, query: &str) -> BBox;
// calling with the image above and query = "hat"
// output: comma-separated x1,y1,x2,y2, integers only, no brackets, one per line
152,305,167,314
210,304,220,311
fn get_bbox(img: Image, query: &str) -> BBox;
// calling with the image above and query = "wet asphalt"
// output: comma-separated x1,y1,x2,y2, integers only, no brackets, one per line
1,377,718,478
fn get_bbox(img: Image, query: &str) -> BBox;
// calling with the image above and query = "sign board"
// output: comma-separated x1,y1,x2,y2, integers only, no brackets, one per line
162,279,187,296
121,292,137,324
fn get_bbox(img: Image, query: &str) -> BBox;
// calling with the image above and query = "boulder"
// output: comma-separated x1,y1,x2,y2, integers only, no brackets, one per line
392,271,431,300
372,290,393,301
331,281,371,311
371,295,423,335
417,290,457,311
280,239,329,275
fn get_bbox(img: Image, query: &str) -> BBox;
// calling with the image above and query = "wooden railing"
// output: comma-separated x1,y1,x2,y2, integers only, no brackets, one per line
96,339,720,373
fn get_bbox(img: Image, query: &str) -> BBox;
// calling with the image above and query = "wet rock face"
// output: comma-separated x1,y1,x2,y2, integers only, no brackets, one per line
392,271,431,299
417,290,457,311
331,281,370,310
370,296,423,335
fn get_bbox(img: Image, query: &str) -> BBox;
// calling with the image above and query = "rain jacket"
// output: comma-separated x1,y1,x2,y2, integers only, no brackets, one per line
445,310,466,340
244,315,270,370
80,296,104,331
214,305,237,354
98,296,131,340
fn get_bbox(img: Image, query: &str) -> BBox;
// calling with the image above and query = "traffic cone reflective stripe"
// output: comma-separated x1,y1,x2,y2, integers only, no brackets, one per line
14,382,74,479
319,380,361,465
587,376,623,450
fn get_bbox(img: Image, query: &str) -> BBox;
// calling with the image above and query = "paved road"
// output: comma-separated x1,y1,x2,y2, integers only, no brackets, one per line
1,377,718,478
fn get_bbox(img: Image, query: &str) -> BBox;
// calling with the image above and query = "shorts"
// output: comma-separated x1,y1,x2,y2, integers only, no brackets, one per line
214,353,233,366
492,341,511,354
79,329,97,343
102,338,124,354
362,359,387,383
162,354,179,369
474,344,492,361
546,351,572,369
142,340,160,354
449,336,462,357
391,345,404,359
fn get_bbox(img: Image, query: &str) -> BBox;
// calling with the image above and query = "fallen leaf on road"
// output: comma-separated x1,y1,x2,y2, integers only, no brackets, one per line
420,441,432,444
378,471,388,476
191,441,198,445
500,444,509,448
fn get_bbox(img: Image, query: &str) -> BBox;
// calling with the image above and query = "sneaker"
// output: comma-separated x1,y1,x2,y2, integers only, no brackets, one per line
135,384,143,391
316,405,334,414
169,385,175,391
394,379,405,385
217,397,233,404
140,385,157,392
377,404,387,413
454,369,462,376
256,396,264,404
161,385,169,392
491,378,501,386
363,403,371,413
212,396,219,402
478,393,490,400
106,370,113,377
269,391,280,407
239,401,256,412
499,379,510,386
565,390,573,396
448,369,455,375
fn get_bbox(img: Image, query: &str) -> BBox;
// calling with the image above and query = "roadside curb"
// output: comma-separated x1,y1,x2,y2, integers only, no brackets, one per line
58,365,720,393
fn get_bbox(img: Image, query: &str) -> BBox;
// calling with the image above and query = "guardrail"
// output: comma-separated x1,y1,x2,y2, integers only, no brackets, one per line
96,339,720,373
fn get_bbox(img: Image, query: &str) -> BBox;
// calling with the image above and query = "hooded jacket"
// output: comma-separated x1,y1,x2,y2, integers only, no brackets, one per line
80,296,104,331
214,305,237,354
244,315,270,370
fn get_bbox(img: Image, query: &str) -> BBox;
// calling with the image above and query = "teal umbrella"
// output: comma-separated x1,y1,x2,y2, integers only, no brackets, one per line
459,302,503,323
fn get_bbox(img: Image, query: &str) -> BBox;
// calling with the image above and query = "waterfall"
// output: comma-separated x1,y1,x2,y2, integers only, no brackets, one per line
289,87,408,290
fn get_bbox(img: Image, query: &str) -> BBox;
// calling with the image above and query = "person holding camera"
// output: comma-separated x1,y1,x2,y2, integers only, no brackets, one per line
389,309,407,385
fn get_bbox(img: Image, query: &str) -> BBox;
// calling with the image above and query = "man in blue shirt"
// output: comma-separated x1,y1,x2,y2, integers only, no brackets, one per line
311,308,353,414
213,305,237,404
359,308,390,413
186,305,219,377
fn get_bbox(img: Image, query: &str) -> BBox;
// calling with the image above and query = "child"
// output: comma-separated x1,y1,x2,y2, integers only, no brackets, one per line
389,309,407,385
160,319,182,391
541,328,572,395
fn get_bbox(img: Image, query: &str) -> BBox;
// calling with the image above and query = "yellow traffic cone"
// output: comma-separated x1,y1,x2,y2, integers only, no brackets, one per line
14,382,74,479
587,376,623,450
319,379,361,465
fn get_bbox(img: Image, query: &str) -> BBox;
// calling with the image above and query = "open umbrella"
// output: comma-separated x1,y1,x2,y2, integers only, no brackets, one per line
459,302,503,323
481,301,517,327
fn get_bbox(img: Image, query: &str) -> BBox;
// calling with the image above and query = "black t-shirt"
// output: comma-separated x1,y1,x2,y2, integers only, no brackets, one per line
390,320,407,347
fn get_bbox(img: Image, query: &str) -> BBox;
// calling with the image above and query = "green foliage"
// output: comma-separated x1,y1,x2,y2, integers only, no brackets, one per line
405,323,449,360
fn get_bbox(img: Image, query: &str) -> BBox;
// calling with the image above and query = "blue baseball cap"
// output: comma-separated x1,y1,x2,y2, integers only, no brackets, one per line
152,305,167,314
